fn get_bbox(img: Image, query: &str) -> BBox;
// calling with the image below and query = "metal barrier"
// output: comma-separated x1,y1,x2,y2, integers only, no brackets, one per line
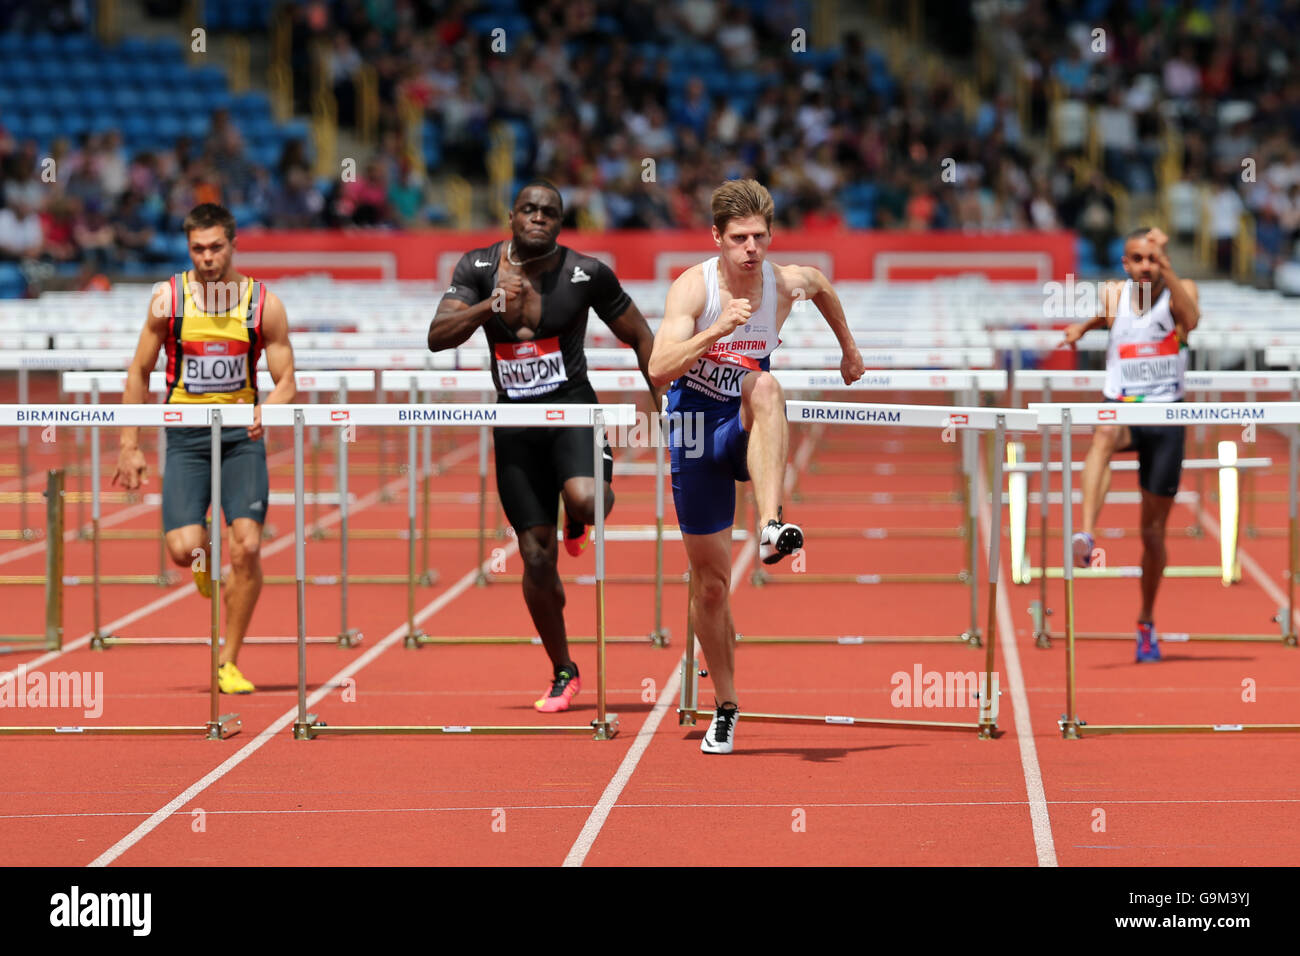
256,402,638,741
1030,401,1300,737
677,400,1036,738
0,404,248,738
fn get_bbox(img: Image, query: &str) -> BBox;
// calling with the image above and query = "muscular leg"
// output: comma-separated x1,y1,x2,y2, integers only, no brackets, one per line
683,529,738,706
740,371,787,526
1138,489,1175,622
222,517,263,666
164,524,209,573
517,524,573,671
560,476,614,526
1080,425,1127,537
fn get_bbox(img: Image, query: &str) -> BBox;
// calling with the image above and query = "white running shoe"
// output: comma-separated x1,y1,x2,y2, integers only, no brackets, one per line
1071,531,1095,569
701,702,739,754
759,516,803,565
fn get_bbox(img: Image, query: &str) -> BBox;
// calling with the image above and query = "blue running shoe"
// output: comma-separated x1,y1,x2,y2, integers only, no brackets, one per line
1136,621,1161,662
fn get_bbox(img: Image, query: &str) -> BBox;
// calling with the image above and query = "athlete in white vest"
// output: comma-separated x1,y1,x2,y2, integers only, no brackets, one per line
1061,227,1200,662
649,179,865,752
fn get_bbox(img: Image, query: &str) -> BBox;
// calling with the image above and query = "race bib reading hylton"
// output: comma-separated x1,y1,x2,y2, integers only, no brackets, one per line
494,336,569,399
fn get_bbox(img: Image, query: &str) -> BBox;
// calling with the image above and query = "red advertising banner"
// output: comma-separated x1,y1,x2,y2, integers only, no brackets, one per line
235,230,1076,283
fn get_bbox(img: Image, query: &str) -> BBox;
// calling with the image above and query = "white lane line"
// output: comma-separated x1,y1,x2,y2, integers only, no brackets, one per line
1,437,479,684
565,425,821,867
87,542,517,868
977,448,1059,867
562,661,681,867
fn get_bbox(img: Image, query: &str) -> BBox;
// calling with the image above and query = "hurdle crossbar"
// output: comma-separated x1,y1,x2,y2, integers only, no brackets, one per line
1031,401,1300,737
273,403,636,740
0,406,243,738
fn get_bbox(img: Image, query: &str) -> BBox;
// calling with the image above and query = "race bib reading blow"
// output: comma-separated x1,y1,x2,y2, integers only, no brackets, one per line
182,339,250,393
494,337,568,398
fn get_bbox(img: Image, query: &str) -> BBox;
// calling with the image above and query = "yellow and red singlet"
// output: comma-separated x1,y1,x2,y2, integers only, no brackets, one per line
163,271,266,405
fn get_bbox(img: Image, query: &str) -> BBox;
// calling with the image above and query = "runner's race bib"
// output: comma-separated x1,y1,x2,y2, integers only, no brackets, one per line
683,345,763,401
1117,330,1182,399
182,339,250,393
494,337,568,398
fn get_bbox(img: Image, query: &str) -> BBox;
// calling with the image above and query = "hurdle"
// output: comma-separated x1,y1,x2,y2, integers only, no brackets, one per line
677,401,1036,737
1030,400,1300,737
1015,371,1300,646
0,469,64,654
376,370,677,647
0,404,243,738
277,402,636,740
743,374,993,642
55,371,375,651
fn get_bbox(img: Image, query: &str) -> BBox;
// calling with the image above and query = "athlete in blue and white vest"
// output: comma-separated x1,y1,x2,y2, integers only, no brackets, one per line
649,179,865,753
1061,227,1200,662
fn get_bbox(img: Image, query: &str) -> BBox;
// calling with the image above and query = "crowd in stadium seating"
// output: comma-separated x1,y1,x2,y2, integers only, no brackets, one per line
984,0,1300,278
1,0,1299,293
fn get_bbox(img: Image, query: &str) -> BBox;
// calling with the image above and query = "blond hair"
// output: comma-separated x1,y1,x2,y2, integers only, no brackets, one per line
711,179,774,234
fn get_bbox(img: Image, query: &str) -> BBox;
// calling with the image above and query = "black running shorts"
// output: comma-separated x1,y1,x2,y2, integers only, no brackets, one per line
162,426,270,532
493,424,613,534
1116,419,1186,498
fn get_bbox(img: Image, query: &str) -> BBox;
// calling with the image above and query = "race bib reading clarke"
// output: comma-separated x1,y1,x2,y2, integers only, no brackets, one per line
494,337,569,399
182,339,250,394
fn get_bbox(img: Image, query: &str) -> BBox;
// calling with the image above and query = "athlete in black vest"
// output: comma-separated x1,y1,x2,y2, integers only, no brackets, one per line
428,181,658,712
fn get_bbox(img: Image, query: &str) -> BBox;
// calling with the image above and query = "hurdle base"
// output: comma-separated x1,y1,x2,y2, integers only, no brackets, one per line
403,629,429,649
294,713,323,740
1059,717,1083,739
591,714,620,740
293,720,605,737
206,713,242,740
89,632,117,651
418,570,440,587
338,629,363,648
1030,600,1053,648
960,629,983,648
0,724,231,736
405,634,657,645
1064,721,1300,736
650,628,671,648
677,708,698,727
686,708,987,734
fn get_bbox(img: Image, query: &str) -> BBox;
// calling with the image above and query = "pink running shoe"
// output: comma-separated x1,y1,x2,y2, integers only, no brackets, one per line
563,520,589,558
535,665,581,713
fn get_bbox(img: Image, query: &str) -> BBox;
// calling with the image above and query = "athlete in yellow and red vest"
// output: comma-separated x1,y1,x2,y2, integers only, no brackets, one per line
113,203,297,694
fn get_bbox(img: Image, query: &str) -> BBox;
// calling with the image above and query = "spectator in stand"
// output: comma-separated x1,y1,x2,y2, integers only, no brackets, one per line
113,190,156,262
72,198,116,272
0,195,42,261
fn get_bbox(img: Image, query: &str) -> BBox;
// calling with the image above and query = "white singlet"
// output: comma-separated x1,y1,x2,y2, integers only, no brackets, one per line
1102,280,1186,402
678,257,779,403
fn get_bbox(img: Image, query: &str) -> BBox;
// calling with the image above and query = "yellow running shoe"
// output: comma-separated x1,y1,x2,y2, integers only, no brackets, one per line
217,661,255,694
192,543,212,598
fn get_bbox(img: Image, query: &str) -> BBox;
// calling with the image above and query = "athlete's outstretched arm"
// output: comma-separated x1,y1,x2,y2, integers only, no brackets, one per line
790,265,863,385
1147,228,1199,339
605,301,662,406
648,268,743,389
113,282,170,489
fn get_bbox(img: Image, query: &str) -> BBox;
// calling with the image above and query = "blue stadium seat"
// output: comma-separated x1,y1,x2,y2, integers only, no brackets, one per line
845,207,874,230
0,263,27,300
